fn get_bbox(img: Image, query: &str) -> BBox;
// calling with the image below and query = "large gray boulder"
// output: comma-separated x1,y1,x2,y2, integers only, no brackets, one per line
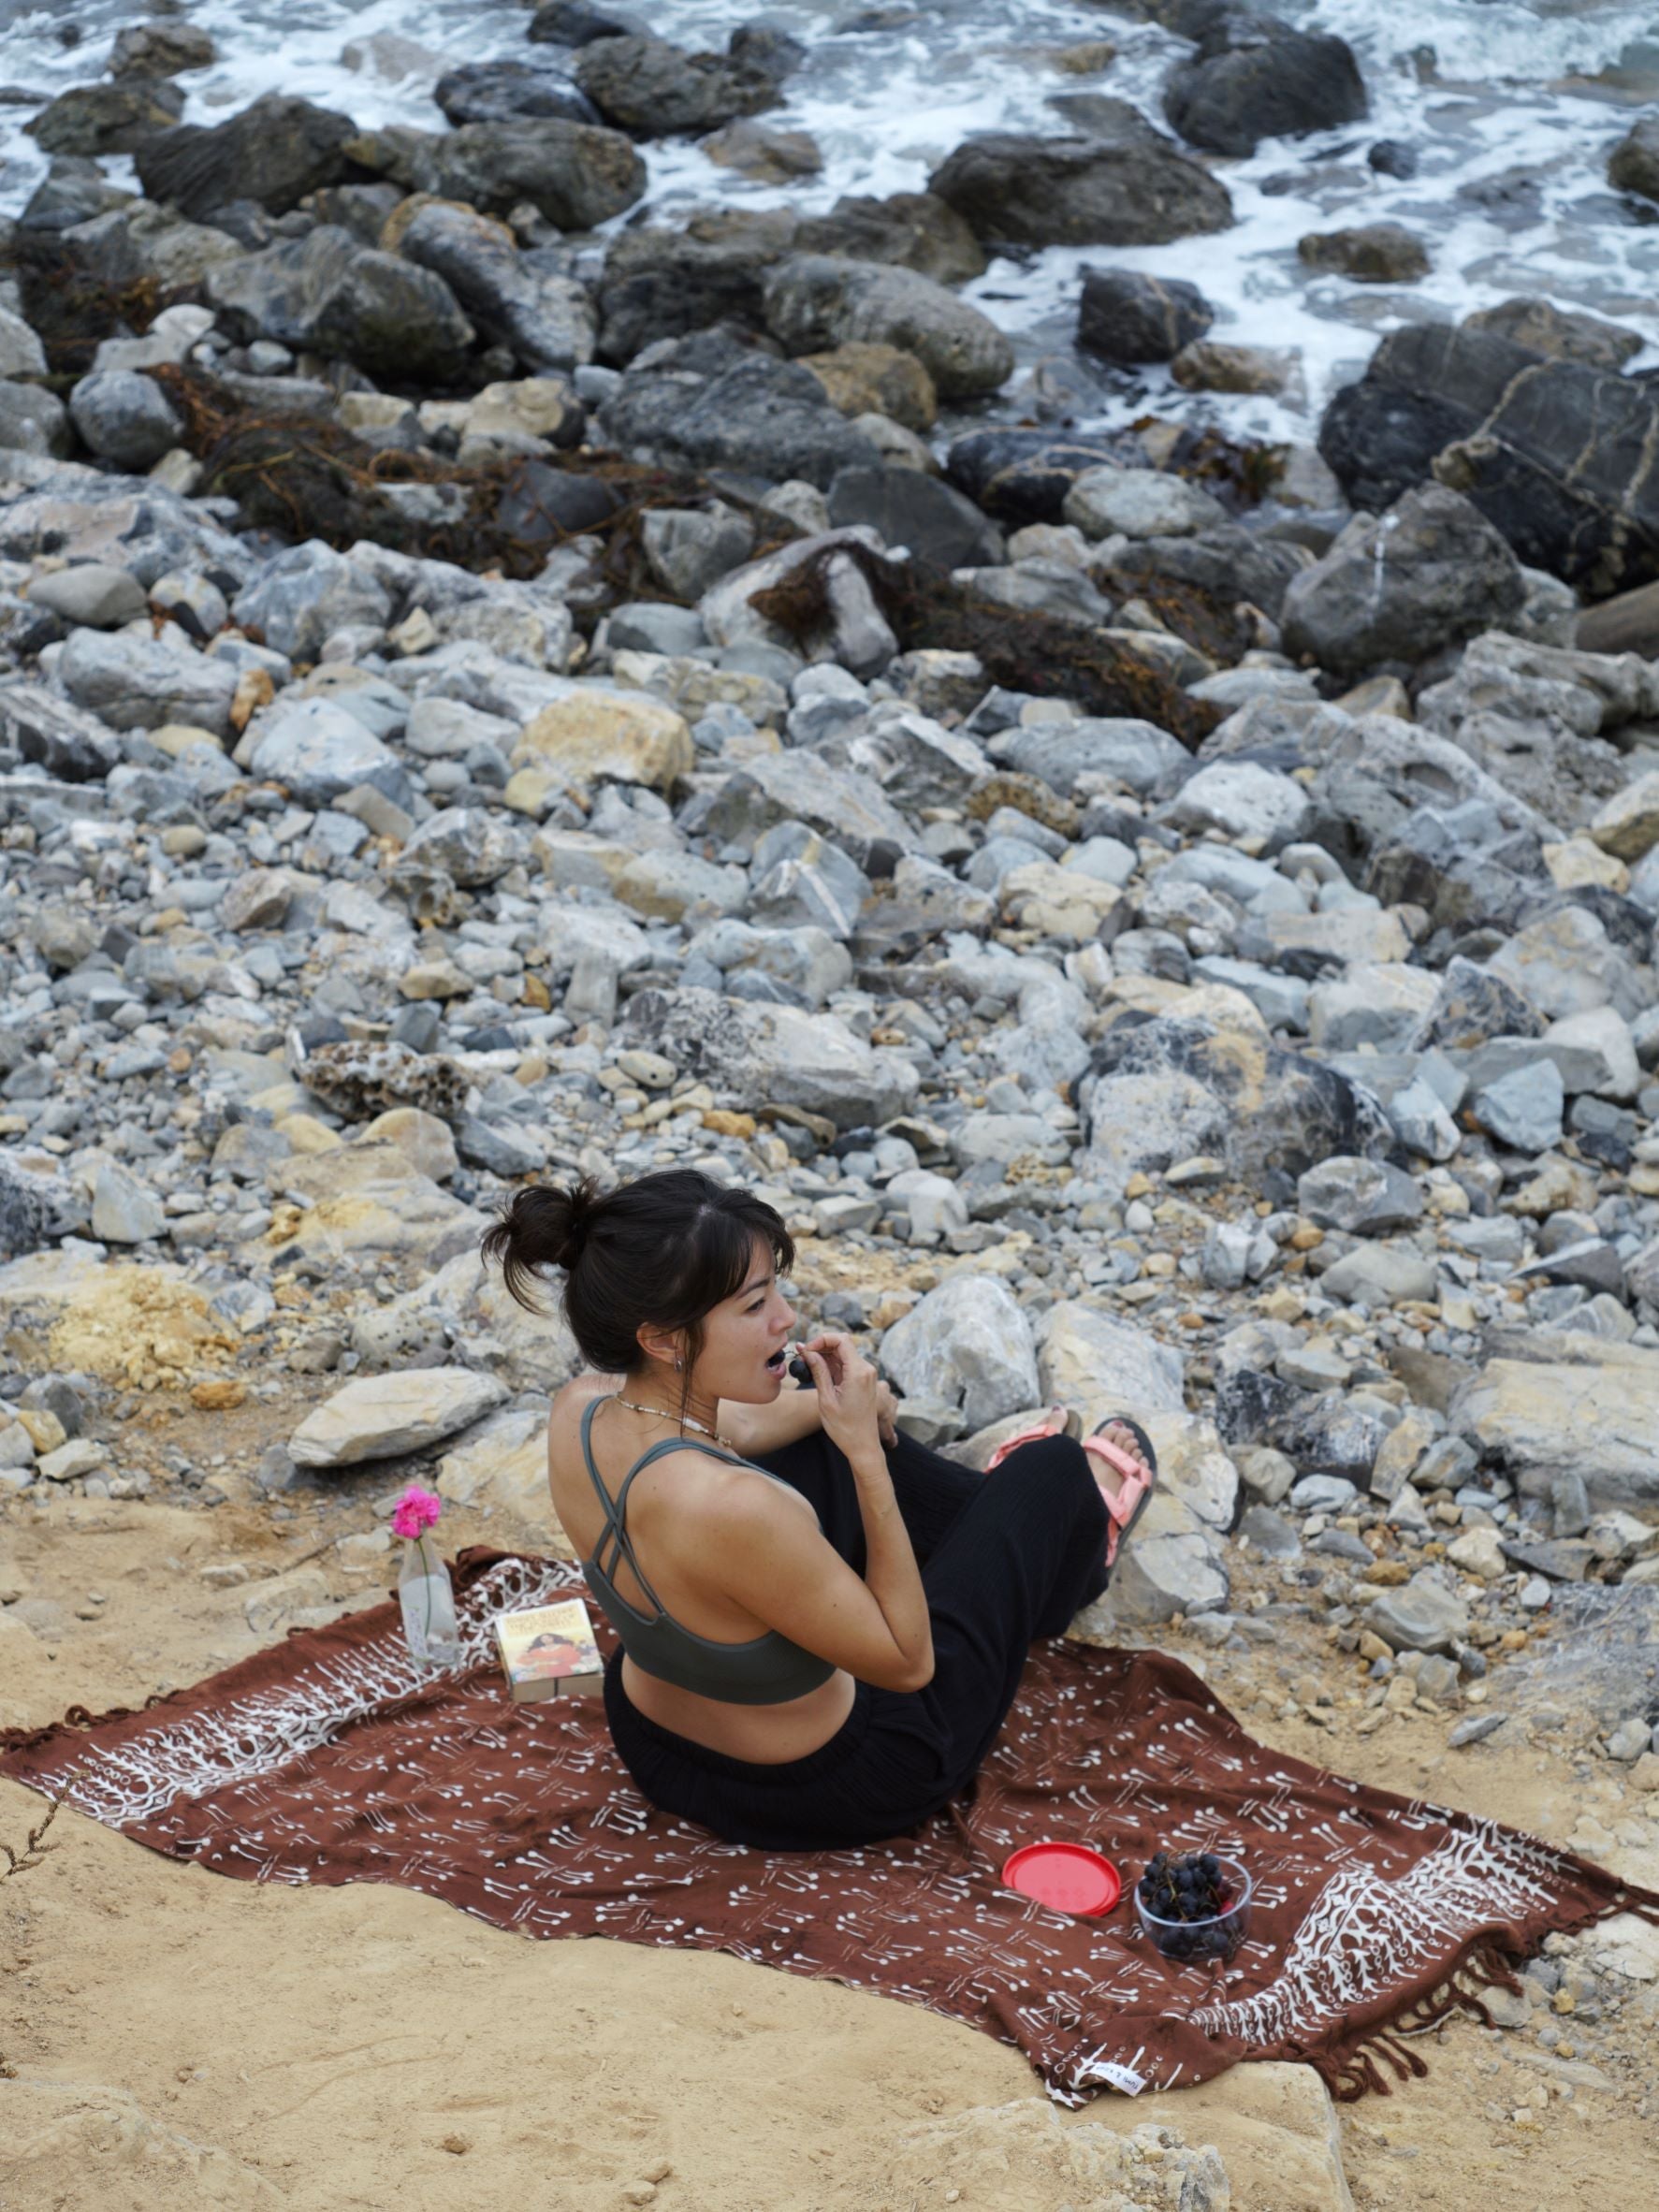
0,381,68,458
1164,16,1367,157
58,629,240,736
396,202,594,371
929,107,1232,248
1080,1016,1393,1187
418,117,647,228
1280,486,1526,676
599,328,882,488
245,699,400,806
879,1274,1040,1433
1452,1334,1659,1510
67,370,182,470
136,94,357,218
0,478,252,606
763,255,1012,400
1317,321,1659,593
618,984,919,1130
232,542,395,658
208,227,475,386
572,31,782,136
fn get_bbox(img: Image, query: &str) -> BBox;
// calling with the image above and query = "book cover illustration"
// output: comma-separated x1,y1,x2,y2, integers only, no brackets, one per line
494,1597,604,1702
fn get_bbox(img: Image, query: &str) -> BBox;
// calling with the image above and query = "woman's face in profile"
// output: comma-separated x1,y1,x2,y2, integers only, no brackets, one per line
691,1233,797,1405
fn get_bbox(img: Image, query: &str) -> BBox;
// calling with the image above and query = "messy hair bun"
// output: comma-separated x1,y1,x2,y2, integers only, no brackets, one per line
479,1168,794,1377
479,1177,598,1309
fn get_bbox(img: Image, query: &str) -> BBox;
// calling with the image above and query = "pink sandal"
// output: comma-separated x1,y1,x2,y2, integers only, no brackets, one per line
984,1404,1082,1471
1083,1415,1159,1569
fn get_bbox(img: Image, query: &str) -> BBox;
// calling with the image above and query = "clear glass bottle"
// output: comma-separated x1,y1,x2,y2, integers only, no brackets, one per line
398,1532,459,1669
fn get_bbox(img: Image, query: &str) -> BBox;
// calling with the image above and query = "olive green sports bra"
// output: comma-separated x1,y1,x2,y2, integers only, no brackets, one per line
578,1396,837,1707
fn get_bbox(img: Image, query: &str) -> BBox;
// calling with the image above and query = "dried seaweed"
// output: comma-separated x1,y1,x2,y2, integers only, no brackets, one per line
751,538,1221,750
150,366,802,603
0,232,185,382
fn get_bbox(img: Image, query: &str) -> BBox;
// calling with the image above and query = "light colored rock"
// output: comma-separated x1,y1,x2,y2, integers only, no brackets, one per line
1589,770,1659,861
514,687,694,793
1063,465,1228,541
1037,1300,1186,1430
1451,1341,1659,1508
289,1366,508,1467
274,1142,488,1269
1159,760,1310,851
1367,1568,1470,1652
90,1160,166,1244
1447,1524,1506,1579
879,1273,1040,1431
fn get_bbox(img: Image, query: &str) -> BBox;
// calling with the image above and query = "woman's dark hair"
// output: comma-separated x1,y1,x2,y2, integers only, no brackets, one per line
480,1169,794,1395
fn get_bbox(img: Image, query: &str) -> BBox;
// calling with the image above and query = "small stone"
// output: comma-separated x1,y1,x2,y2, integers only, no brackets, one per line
289,1369,510,1468
1608,1716,1652,1762
39,1437,109,1483
1448,1711,1507,1748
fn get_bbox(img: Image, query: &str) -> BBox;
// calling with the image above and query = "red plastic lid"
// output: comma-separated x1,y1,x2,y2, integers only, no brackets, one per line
1002,1841,1122,1916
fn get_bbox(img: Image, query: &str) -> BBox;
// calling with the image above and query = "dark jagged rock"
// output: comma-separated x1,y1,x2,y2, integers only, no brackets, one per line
1080,1014,1394,1185
1106,526,1311,620
433,61,600,128
529,0,642,44
1297,222,1429,283
1463,297,1642,372
109,22,217,79
0,685,121,781
1609,115,1659,202
1408,957,1548,1052
17,155,132,235
397,203,595,372
598,327,883,488
24,79,184,157
1078,267,1212,364
418,117,646,230
1317,322,1659,594
793,193,985,285
944,428,1149,525
1280,485,1526,675
1164,15,1367,157
136,94,357,219
763,255,1012,400
825,466,1004,572
929,107,1232,248
207,226,475,386
596,222,784,362
572,32,783,138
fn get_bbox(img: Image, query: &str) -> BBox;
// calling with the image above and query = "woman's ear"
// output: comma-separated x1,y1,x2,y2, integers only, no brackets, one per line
635,1322,683,1373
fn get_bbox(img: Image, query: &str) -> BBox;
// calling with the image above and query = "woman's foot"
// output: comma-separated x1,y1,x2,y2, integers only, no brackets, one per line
983,1404,1082,1472
1086,1421,1153,1509
1082,1416,1159,1570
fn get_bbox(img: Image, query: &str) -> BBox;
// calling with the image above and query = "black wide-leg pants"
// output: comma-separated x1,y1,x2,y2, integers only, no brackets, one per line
602,1428,1113,1852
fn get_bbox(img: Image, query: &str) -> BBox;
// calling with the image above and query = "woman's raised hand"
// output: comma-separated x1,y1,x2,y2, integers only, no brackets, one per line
796,1332,885,1465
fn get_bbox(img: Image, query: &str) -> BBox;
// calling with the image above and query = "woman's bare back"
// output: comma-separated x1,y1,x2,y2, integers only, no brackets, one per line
546,1375,857,1764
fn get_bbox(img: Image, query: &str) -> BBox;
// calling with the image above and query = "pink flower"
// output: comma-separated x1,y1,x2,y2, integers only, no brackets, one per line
391,1485,444,1542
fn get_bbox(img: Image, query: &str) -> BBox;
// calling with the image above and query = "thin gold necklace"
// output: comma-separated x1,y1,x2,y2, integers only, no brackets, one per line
609,1394,734,1449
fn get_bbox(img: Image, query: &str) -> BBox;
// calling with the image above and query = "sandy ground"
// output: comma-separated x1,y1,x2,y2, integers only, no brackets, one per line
3,1396,1658,2212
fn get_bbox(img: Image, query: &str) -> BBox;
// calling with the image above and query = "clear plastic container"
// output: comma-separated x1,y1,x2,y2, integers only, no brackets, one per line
398,1534,460,1669
1135,1855,1253,1965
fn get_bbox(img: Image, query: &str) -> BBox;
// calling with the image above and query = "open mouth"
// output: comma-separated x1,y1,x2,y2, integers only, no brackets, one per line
765,1346,790,1375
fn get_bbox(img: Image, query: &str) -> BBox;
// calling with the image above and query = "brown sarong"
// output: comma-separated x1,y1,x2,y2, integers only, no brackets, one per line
5,1549,1652,2104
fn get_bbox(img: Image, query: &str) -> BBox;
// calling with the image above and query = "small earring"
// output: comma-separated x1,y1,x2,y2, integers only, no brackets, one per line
674,1355,683,1372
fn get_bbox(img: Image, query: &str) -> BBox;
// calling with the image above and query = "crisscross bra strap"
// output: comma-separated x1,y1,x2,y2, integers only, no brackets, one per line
578,1396,745,1617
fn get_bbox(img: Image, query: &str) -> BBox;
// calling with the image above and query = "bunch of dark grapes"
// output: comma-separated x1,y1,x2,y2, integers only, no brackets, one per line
1137,1852,1241,1962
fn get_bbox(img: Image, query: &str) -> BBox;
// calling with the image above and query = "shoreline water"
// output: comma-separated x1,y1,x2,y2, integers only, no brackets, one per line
6,0,1659,448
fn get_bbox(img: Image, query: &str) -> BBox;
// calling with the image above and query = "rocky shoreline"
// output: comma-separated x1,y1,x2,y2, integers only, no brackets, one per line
2,8,1659,2151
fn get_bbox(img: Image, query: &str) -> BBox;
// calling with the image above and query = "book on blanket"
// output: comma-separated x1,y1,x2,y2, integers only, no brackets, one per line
493,1598,604,1704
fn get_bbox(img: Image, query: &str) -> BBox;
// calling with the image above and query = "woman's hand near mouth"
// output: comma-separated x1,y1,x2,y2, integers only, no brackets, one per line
795,1332,884,1469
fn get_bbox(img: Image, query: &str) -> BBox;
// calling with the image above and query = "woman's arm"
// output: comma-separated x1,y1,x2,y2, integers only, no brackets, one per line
719,1382,822,1457
721,1377,901,1458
